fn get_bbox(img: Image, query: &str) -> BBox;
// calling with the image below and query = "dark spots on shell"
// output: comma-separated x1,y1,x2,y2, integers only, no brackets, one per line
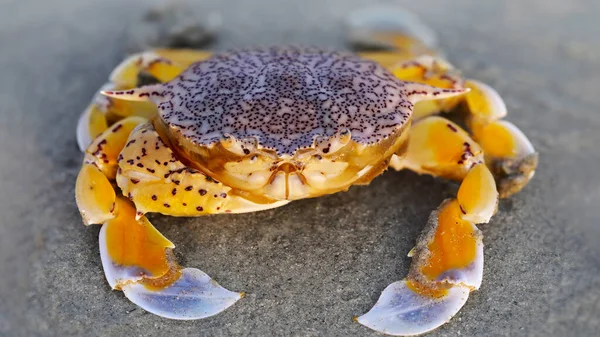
130,178,139,184
173,180,180,185
172,188,177,196
199,189,207,196
127,159,134,165
146,168,155,173
112,124,123,133
206,176,213,182
185,186,193,191
152,195,157,201
447,123,458,132
136,163,144,168
220,193,227,198
182,203,187,206
164,203,171,208
155,160,161,165
156,47,414,155
213,194,218,198
216,207,221,211
141,148,147,156
196,206,204,212
459,204,467,214
126,139,136,147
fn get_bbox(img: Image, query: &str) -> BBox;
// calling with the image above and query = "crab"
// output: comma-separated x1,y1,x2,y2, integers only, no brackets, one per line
74,8,538,336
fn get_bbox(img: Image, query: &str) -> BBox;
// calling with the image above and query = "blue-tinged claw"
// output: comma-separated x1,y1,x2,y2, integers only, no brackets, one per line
356,280,470,336
122,268,243,320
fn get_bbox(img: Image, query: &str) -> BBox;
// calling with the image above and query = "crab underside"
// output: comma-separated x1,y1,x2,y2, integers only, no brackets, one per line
75,6,537,336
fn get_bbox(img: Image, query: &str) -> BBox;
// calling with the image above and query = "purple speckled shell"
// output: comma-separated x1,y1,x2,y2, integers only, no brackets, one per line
157,47,414,155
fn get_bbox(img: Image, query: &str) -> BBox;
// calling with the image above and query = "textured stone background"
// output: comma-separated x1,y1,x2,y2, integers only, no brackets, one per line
1,0,599,336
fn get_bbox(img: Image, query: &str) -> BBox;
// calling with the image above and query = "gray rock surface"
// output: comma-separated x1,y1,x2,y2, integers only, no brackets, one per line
1,0,599,336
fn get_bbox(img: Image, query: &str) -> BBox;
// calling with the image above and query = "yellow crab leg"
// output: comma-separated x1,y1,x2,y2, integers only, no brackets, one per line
358,117,497,336
462,79,538,198
75,116,146,225
108,50,210,88
77,49,213,151
347,6,437,65
387,55,465,120
75,116,259,320
388,57,538,197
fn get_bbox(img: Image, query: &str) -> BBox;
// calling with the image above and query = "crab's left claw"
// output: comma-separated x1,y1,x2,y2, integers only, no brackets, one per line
98,197,243,319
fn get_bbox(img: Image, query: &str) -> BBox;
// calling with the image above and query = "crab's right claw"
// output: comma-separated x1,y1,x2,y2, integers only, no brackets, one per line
356,280,470,336
98,197,242,319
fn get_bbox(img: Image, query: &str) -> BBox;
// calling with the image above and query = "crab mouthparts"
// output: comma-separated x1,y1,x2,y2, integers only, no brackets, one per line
264,162,310,200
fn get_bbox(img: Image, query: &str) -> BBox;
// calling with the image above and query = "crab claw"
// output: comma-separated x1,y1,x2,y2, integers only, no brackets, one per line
356,280,470,336
358,199,484,336
99,197,242,319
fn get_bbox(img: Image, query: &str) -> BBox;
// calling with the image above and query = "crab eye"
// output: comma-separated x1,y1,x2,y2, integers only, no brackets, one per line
220,135,258,157
314,129,352,155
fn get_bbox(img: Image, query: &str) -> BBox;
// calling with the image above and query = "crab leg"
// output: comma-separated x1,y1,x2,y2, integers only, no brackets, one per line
389,56,538,197
461,80,538,197
345,5,538,196
77,49,213,151
347,6,438,69
358,117,497,336
75,117,267,320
